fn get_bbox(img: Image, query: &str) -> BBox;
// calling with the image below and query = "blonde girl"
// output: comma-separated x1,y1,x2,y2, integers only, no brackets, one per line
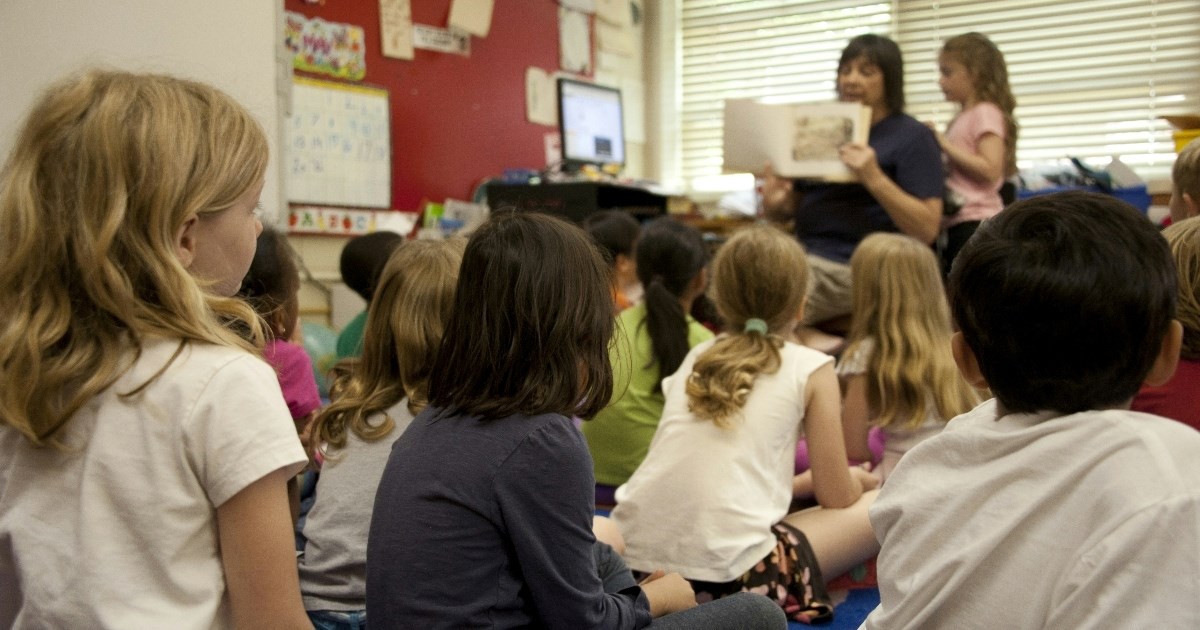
933,31,1019,273
613,225,879,625
840,233,980,480
299,238,463,627
0,70,309,627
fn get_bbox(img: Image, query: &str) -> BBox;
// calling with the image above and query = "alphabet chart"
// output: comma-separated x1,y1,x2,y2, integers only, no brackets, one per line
287,77,391,208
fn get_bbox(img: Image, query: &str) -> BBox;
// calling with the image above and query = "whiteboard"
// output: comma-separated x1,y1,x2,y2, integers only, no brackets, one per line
287,77,391,208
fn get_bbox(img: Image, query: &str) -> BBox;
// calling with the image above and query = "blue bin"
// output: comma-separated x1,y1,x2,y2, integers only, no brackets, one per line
1016,184,1150,214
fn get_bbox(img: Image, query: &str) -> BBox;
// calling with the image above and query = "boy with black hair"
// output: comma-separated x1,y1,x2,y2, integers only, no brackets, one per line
863,191,1200,628
335,230,403,359
581,210,641,311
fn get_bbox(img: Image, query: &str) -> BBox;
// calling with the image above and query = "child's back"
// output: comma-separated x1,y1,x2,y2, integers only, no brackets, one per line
865,191,1200,628
0,340,304,627
838,233,977,480
0,70,309,628
299,238,463,621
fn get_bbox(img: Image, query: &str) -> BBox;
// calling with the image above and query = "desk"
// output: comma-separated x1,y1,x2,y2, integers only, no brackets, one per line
485,181,669,223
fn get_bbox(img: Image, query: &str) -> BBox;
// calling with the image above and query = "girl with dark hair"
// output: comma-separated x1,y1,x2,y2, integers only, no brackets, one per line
365,211,784,629
582,217,713,501
762,34,944,346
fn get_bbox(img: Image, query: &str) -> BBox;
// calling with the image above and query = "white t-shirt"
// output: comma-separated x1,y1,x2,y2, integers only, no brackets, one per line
613,338,833,582
837,337,946,480
863,398,1200,629
0,338,308,629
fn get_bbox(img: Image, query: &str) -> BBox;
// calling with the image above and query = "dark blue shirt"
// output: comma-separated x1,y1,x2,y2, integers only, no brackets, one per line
366,406,652,629
794,112,943,263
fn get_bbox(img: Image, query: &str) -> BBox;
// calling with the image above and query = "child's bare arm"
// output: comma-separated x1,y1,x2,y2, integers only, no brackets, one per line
803,363,863,509
940,131,1005,184
217,467,310,629
639,570,698,617
841,374,876,462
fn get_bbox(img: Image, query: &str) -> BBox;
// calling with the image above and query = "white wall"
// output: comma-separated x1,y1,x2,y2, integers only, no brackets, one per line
0,0,286,216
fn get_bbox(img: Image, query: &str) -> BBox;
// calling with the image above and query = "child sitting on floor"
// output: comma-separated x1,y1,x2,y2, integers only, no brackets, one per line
300,238,464,629
582,209,642,311
838,233,979,480
864,191,1200,628
366,211,784,629
613,225,879,624
1131,216,1200,430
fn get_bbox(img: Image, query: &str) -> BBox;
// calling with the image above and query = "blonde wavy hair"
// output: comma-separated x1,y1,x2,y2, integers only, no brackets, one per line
1163,217,1200,361
0,69,269,447
942,32,1019,178
845,233,978,430
686,226,808,428
310,238,465,458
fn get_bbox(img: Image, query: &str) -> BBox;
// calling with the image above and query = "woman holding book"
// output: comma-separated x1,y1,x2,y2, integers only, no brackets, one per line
762,34,943,343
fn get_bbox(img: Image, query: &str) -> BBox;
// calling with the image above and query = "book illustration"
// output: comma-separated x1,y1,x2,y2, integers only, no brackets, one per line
792,115,855,162
723,99,871,182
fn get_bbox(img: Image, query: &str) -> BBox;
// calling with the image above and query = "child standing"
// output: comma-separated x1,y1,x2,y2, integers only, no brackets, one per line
612,225,879,624
583,217,713,500
1131,217,1200,430
366,212,784,629
865,191,1200,628
0,70,309,627
932,31,1018,273
299,238,464,628
839,233,980,480
238,225,322,438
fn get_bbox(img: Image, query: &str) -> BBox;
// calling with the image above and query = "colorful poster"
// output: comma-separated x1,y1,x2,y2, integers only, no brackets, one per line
284,11,367,81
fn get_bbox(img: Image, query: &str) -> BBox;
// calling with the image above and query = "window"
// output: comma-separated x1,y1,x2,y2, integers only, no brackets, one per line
671,0,1200,192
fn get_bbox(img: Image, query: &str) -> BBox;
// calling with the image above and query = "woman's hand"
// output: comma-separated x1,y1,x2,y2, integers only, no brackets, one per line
759,162,795,222
838,143,883,183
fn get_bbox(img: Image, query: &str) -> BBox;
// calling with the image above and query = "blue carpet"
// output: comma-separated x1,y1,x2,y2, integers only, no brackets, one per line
788,588,879,630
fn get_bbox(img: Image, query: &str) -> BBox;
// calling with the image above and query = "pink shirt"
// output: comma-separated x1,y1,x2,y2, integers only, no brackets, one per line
943,102,1006,227
263,339,322,420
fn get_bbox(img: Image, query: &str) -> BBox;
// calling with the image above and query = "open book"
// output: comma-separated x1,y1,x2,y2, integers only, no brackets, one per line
722,99,872,182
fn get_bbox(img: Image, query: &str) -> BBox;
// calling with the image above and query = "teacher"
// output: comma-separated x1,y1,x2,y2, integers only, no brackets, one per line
763,34,943,335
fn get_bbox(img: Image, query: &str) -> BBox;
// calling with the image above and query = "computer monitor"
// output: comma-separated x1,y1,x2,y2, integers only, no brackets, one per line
557,78,625,173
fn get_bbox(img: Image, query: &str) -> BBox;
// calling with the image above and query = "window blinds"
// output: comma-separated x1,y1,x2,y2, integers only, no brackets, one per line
677,0,1200,188
898,0,1200,183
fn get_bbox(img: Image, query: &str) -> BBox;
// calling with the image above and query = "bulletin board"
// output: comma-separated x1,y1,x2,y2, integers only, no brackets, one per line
287,77,392,208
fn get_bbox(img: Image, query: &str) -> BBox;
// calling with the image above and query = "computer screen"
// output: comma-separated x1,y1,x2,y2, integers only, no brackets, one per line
557,78,625,171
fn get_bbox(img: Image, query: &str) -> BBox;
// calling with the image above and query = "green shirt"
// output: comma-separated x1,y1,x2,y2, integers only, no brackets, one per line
582,303,714,486
335,310,368,360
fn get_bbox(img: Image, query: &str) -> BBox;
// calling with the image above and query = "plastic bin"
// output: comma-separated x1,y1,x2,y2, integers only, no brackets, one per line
1016,184,1151,214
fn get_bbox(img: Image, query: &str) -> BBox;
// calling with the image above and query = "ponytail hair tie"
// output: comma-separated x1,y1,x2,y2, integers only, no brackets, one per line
743,318,769,334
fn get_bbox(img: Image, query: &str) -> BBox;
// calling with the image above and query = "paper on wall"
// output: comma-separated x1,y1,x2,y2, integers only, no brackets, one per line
525,67,558,126
595,19,634,56
448,0,494,38
379,0,414,60
560,0,596,13
595,0,631,25
558,8,591,74
413,24,471,56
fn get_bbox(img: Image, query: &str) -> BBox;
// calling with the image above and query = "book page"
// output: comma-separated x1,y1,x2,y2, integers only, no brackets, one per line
723,100,870,182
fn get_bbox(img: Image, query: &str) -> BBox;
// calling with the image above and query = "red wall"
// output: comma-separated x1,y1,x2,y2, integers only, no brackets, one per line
284,0,569,211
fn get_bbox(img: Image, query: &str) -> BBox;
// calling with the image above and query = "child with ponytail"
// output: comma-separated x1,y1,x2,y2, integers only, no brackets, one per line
613,225,879,624
582,217,713,500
